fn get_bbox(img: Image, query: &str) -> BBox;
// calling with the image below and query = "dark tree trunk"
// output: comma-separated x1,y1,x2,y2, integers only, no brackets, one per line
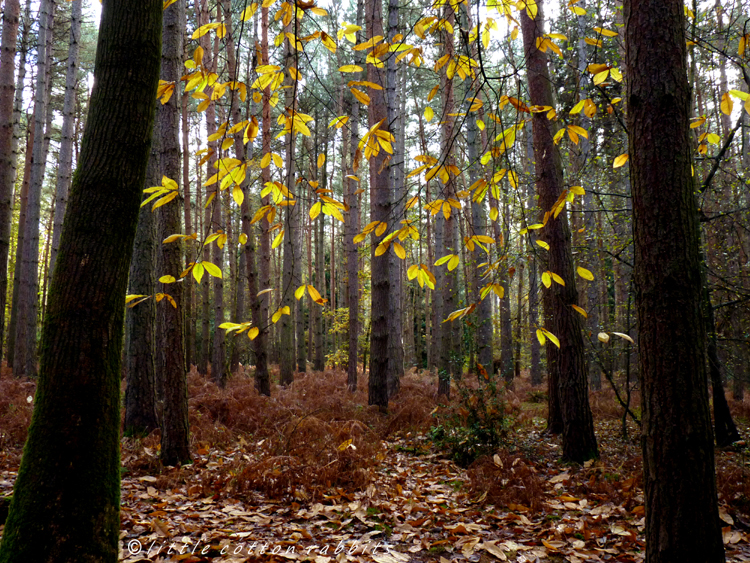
520,2,597,462
0,1,162,559
158,0,190,467
625,0,725,558
124,128,159,438
366,0,390,410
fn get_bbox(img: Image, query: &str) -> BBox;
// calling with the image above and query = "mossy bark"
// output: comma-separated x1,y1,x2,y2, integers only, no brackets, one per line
0,0,162,561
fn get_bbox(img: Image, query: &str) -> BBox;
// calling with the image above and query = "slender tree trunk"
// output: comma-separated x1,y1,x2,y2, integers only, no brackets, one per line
625,0,724,557
0,0,21,365
14,0,56,377
366,0,390,409
182,89,195,369
124,122,159,438
158,0,190,466
0,1,162,558
279,23,299,386
49,0,81,279
386,0,403,396
521,2,597,462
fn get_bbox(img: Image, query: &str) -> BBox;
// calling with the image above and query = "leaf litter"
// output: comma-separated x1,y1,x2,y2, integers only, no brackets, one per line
1,365,750,561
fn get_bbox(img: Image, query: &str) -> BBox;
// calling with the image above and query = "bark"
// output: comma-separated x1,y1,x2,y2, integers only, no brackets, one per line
366,0,390,410
49,0,81,279
0,1,162,559
158,0,190,467
14,0,56,377
346,1,363,388
386,0,403,396
124,125,159,438
182,89,195,368
500,191,513,384
0,0,21,365
625,0,725,558
521,2,597,462
279,24,299,386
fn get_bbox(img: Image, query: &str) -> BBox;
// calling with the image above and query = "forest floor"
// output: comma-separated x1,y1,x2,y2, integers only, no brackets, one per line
2,366,750,562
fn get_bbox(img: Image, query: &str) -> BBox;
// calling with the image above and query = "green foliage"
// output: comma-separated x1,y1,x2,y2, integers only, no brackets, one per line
429,376,511,467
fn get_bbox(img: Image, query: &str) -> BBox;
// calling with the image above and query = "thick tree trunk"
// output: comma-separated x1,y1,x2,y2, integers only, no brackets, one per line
521,2,597,462
0,0,21,365
625,0,725,558
158,0,190,467
366,0,390,410
0,1,162,559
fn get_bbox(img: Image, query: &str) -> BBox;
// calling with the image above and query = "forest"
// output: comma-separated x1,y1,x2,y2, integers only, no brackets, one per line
0,0,749,560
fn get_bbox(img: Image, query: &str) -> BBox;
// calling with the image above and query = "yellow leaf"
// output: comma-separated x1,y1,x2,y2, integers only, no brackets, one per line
232,185,244,206
569,5,586,15
598,332,610,343
307,284,324,303
613,153,629,168
720,92,733,116
338,439,353,451
260,153,271,168
536,329,546,346
272,229,284,249
309,202,322,220
577,266,594,280
394,242,406,259
551,272,565,286
536,240,549,250
193,263,205,284
295,285,306,300
152,190,178,210
375,241,389,256
571,304,588,318
339,64,363,72
203,261,223,278
424,106,434,122
351,88,370,106
592,69,609,84
448,255,460,271
239,233,248,245
248,327,260,340
540,328,560,348
159,275,176,284
241,3,258,20
542,272,552,288
613,332,634,344
317,153,325,168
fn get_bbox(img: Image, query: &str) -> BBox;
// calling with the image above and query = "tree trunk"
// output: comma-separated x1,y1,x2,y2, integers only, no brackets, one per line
0,0,21,366
0,1,162,559
279,24,299,386
520,2,597,462
157,0,190,467
14,0,56,377
386,0,403,396
366,0,390,410
625,0,725,558
49,0,81,280
124,127,159,438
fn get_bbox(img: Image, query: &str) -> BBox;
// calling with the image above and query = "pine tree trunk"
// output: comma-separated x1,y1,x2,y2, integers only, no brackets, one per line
0,1,162,559
366,0,390,410
48,0,81,279
14,0,56,377
625,0,725,557
0,0,21,366
124,124,159,438
386,0,403,396
521,2,597,462
279,24,299,386
158,0,190,467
